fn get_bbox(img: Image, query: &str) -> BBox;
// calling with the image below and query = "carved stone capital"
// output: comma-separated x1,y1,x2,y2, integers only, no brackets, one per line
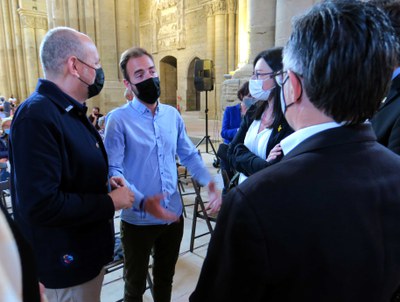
205,3,214,17
213,0,227,15
205,0,228,16
157,0,178,10
227,0,237,14
18,8,48,30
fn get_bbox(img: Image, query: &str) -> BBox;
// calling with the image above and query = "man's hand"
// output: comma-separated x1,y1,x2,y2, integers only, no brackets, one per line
144,194,179,222
109,176,126,189
108,186,134,210
39,282,48,302
205,181,222,214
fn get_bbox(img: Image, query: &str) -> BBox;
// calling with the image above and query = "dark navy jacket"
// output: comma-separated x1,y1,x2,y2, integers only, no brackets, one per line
9,79,115,288
191,124,400,302
371,74,400,155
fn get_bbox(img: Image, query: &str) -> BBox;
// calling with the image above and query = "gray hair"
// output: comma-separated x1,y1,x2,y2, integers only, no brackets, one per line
98,116,106,128
40,27,85,78
282,0,397,124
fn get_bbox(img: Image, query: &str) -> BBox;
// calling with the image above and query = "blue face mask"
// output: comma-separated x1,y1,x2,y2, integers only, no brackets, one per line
4,129,9,135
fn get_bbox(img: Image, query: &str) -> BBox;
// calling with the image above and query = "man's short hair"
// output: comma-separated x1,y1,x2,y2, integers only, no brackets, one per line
119,47,154,82
40,27,85,78
370,0,400,62
98,116,105,128
283,0,398,124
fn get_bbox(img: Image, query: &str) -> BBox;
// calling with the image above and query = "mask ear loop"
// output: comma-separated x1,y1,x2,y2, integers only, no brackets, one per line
292,72,303,102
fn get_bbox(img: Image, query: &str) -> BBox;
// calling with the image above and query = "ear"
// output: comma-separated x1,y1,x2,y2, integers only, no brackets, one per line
123,79,131,90
287,70,302,103
67,56,79,77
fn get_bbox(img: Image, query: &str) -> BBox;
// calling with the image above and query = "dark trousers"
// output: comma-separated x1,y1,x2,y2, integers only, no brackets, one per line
120,218,184,302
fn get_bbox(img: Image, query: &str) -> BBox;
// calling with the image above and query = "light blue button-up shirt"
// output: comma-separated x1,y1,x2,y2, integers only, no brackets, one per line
392,66,400,80
104,99,211,225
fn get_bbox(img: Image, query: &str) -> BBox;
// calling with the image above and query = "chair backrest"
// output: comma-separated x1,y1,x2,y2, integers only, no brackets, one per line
228,172,240,191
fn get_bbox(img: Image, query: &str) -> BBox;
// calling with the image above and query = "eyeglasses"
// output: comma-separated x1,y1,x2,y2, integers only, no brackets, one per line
76,57,101,70
275,70,289,88
252,71,276,80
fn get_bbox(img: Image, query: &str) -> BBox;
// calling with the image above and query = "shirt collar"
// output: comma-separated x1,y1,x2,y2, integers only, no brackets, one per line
281,122,342,156
393,67,400,80
37,79,87,114
131,97,160,115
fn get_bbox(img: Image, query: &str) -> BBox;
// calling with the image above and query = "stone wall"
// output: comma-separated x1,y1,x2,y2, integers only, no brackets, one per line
0,0,317,118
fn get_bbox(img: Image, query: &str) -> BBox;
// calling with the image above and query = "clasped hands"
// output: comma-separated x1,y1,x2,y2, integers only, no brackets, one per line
108,176,179,222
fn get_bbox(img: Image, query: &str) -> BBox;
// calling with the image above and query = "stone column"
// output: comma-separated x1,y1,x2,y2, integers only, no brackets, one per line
96,0,127,112
82,0,96,41
35,16,48,79
46,0,66,28
0,0,12,96
11,0,28,100
213,0,228,118
201,3,216,119
18,9,48,95
237,0,249,67
275,0,316,46
227,0,237,72
67,0,79,29
248,0,276,63
116,0,139,63
205,3,215,61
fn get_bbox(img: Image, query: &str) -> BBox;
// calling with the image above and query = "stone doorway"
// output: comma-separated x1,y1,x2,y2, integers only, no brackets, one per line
160,56,177,107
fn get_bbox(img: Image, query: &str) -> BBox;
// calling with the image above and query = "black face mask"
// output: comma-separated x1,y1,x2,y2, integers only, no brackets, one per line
76,58,105,99
87,67,105,99
133,77,160,104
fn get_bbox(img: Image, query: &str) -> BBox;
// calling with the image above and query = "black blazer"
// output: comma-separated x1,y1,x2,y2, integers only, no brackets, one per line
9,79,115,288
227,105,293,176
191,124,400,302
371,74,400,154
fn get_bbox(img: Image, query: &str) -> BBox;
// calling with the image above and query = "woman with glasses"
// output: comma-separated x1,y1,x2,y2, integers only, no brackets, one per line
228,47,293,184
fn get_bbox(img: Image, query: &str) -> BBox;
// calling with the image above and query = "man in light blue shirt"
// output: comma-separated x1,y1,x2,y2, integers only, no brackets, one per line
104,47,219,302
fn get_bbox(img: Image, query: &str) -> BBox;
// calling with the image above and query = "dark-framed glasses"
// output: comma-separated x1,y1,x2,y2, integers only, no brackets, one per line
252,71,276,80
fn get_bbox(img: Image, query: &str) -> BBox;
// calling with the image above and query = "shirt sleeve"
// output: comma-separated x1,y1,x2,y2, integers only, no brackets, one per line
104,113,145,210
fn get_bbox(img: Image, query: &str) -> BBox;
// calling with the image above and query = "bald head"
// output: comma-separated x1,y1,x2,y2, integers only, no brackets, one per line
40,27,91,78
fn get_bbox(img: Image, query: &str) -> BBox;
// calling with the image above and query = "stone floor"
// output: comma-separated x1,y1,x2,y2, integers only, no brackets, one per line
101,111,223,302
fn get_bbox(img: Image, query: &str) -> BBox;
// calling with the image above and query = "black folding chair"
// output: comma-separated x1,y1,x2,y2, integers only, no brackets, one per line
190,178,218,252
